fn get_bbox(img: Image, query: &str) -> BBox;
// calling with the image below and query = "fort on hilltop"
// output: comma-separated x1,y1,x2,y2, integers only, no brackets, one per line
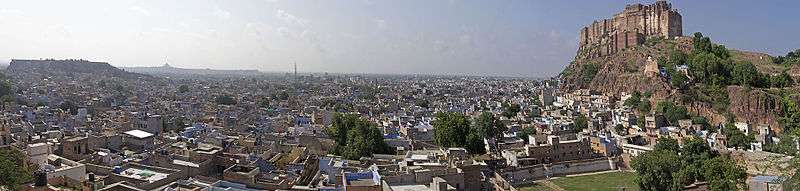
578,0,682,58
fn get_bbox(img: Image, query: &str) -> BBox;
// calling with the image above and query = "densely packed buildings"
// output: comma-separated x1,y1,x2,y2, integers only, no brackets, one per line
0,62,787,190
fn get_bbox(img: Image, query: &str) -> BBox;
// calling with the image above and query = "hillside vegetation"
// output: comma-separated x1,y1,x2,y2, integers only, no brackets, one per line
561,32,800,135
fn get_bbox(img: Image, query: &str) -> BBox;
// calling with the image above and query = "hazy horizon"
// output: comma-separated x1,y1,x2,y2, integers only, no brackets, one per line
1,0,798,78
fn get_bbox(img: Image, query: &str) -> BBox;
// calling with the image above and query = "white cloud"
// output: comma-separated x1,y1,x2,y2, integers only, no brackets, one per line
459,34,472,44
276,27,291,38
275,9,308,27
374,19,386,29
213,7,231,20
0,9,24,20
129,6,151,17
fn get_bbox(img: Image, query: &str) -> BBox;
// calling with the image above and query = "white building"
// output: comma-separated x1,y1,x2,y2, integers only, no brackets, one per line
124,129,155,151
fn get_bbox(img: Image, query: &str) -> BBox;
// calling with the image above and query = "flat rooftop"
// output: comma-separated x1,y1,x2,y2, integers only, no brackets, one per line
119,168,169,183
124,129,154,139
391,184,432,191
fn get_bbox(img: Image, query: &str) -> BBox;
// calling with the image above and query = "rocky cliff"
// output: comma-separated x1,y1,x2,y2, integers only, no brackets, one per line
561,37,693,99
727,87,783,129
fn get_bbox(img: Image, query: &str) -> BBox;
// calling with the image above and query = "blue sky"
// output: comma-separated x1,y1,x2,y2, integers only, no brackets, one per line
0,0,797,77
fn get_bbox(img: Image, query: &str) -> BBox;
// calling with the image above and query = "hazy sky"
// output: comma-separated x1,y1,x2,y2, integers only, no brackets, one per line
0,0,798,77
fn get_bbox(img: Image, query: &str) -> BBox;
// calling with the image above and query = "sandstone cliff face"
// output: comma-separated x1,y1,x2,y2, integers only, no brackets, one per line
726,87,782,129
682,86,783,129
561,36,794,131
561,37,691,99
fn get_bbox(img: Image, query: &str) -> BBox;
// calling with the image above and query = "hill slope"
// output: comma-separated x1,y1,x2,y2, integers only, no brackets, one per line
122,63,263,76
559,36,798,130
7,59,148,79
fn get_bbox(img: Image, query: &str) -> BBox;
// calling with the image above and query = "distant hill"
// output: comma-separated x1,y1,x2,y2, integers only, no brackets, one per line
122,63,263,76
7,59,148,79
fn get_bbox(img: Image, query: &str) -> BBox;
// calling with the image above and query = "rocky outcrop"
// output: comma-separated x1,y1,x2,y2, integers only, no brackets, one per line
560,37,692,98
562,1,798,132
726,86,785,131
682,86,783,129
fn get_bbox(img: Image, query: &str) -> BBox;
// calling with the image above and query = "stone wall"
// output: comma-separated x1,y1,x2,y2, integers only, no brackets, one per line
500,157,618,185
578,0,682,58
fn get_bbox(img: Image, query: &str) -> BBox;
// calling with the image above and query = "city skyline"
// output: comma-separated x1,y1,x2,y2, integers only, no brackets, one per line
0,0,798,77
0,1,794,190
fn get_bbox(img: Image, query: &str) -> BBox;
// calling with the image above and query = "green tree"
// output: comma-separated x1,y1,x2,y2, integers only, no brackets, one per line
670,72,690,89
679,137,716,184
274,91,290,101
632,150,681,191
654,137,680,153
342,128,369,159
635,136,731,190
215,94,237,105
0,95,13,103
693,32,712,54
59,100,79,115
175,117,187,131
465,131,486,154
257,97,270,108
473,112,506,139
178,84,190,93
326,113,393,159
614,124,626,135
433,112,471,148
730,61,759,87
574,115,589,131
668,49,688,66
655,101,689,125
0,149,33,189
689,52,729,85
672,166,698,190
624,91,642,108
693,84,730,113
771,71,795,88
764,131,799,155
779,93,800,132
723,124,755,149
580,63,600,83
517,127,536,140
501,103,521,119
0,80,12,98
692,116,711,130
681,137,715,164
637,99,652,114
415,99,430,109
702,157,747,191
782,142,800,190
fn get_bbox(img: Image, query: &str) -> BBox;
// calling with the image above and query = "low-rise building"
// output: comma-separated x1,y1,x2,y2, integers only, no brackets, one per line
123,130,155,151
